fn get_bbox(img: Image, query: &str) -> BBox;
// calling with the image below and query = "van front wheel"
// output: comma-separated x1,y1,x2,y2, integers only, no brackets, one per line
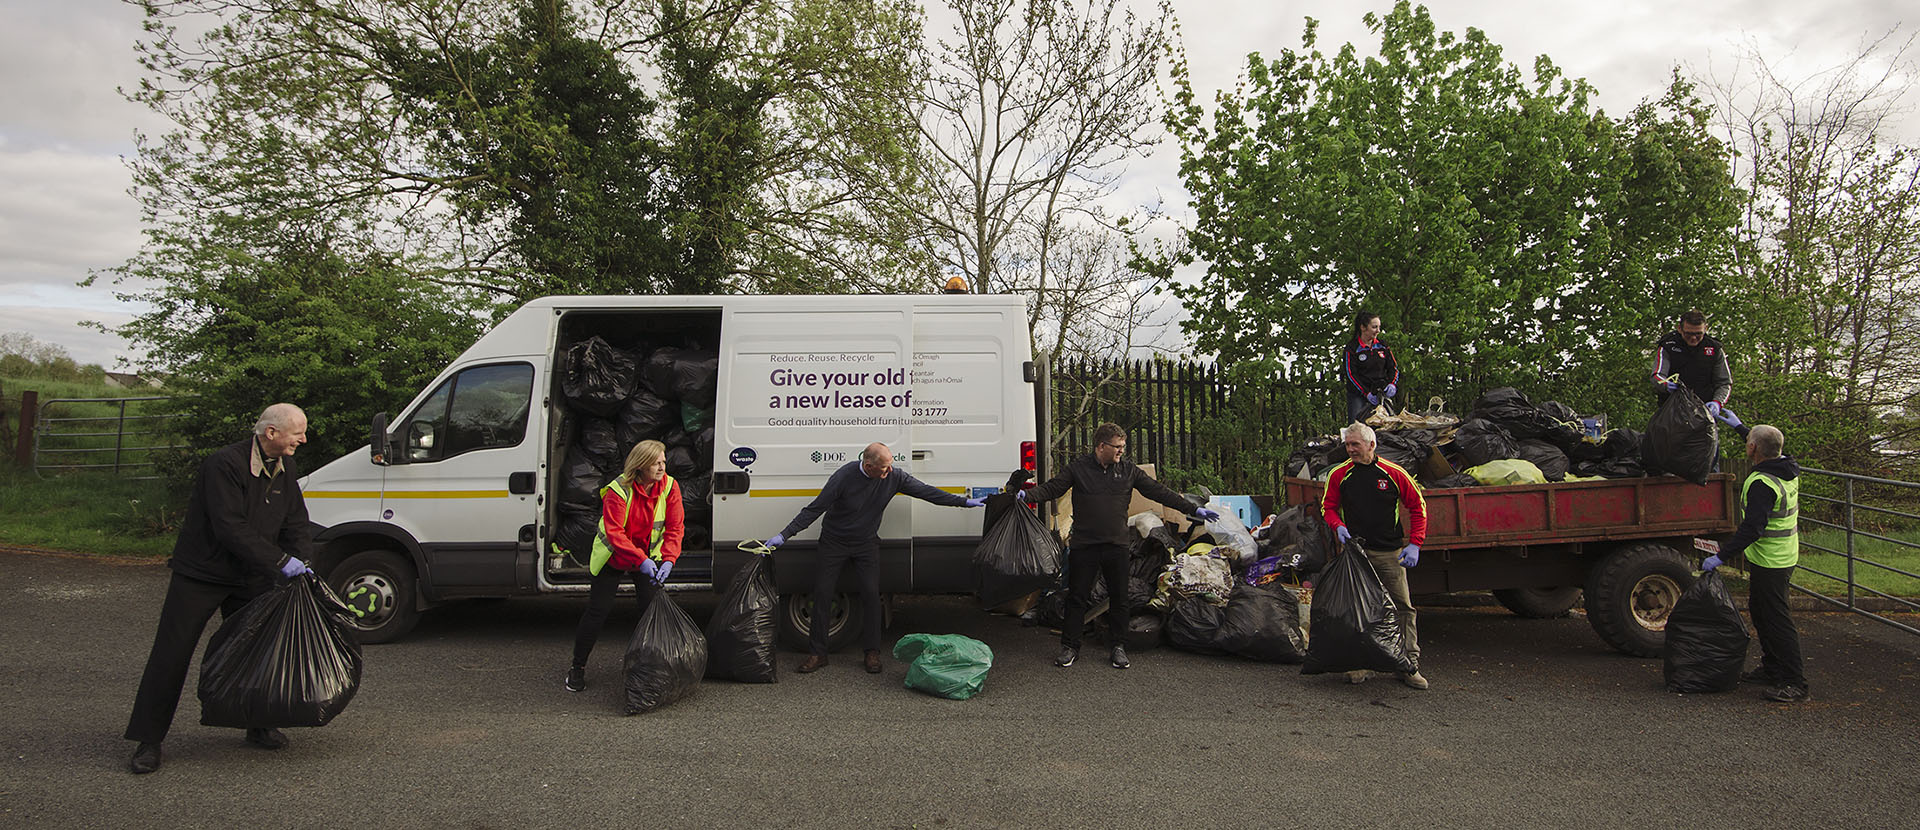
777,593,862,653
329,550,422,644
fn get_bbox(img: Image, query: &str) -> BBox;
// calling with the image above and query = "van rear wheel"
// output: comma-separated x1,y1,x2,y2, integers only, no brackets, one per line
777,593,862,653
1584,542,1694,657
329,550,421,644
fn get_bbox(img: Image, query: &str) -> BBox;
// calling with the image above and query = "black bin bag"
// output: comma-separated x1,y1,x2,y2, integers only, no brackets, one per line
972,497,1064,608
1643,386,1719,485
199,575,363,729
623,593,708,714
1217,583,1307,663
1663,571,1750,693
1165,596,1229,655
1301,541,1417,676
704,554,779,683
562,336,639,417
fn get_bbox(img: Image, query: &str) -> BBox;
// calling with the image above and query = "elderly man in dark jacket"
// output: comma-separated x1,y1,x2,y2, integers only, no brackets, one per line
125,403,317,774
1020,423,1217,670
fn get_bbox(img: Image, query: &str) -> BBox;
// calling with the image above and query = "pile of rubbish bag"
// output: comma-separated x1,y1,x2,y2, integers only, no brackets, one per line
553,335,721,565
1284,385,1720,489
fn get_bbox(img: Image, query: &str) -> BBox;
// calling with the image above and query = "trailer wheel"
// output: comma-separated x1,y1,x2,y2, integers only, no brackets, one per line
777,593,861,653
1584,542,1694,657
1491,587,1583,618
329,550,422,644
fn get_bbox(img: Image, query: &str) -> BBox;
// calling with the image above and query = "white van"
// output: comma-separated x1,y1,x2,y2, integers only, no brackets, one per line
300,294,1040,645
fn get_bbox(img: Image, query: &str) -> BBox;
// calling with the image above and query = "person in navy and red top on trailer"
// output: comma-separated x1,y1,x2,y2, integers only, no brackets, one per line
1321,421,1430,690
1342,310,1400,424
1650,309,1732,416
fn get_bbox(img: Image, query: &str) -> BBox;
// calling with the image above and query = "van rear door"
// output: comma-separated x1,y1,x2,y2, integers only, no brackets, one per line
711,298,914,592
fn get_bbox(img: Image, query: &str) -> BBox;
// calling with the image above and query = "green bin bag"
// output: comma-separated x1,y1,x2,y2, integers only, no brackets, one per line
893,634,994,700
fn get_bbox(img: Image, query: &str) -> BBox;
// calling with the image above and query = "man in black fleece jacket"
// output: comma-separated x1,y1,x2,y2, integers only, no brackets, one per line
1020,423,1218,669
1701,414,1808,702
125,403,316,774
769,442,983,673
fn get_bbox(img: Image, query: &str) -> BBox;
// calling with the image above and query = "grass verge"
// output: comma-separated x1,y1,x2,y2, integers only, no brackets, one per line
0,465,178,558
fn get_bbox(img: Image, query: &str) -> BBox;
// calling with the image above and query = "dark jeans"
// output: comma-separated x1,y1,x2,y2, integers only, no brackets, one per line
1061,542,1130,650
1346,390,1375,424
126,571,265,743
813,537,882,656
571,565,659,667
1748,562,1805,687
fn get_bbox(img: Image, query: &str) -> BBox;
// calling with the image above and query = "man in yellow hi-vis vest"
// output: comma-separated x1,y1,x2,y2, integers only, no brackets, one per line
1702,417,1806,703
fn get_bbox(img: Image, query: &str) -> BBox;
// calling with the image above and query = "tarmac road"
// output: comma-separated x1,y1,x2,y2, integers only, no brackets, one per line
2,549,1916,829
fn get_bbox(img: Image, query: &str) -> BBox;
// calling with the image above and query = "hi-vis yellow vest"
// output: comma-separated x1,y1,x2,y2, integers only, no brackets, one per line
589,475,676,576
1742,470,1799,569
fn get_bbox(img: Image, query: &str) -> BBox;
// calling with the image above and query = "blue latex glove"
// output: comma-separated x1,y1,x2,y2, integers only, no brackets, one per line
1383,383,1397,399
1716,407,1743,428
1652,372,1678,391
279,557,312,578
1014,489,1029,504
1365,393,1380,406
1705,401,1722,418
1702,554,1723,572
1334,525,1352,546
1195,507,1221,522
964,497,986,508
653,560,673,584
636,558,658,580
1399,543,1420,568
767,533,785,549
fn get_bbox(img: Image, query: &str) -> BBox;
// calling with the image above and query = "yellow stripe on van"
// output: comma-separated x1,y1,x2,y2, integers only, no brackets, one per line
305,490,509,499
751,486,966,497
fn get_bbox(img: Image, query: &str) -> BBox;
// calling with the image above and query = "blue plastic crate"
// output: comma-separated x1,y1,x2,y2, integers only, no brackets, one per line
1207,495,1261,527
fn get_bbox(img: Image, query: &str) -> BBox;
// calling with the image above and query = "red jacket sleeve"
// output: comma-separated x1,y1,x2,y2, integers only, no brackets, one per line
601,484,641,565
1322,463,1349,529
1381,460,1428,546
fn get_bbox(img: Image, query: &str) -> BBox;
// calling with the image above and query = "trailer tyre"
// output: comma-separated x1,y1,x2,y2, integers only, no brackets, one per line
777,593,862,653
1492,587,1583,618
1584,542,1694,657
329,550,422,645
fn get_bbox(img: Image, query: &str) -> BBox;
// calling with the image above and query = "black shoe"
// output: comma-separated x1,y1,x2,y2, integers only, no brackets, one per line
1764,684,1809,703
1110,645,1130,669
129,742,162,774
565,666,586,692
1739,667,1776,685
1054,647,1078,668
244,728,288,750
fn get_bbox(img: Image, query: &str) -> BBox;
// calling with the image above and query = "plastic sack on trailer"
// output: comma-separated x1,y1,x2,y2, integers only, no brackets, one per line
1216,582,1307,663
894,633,994,700
1643,386,1719,485
1662,571,1750,693
623,593,708,714
562,336,639,417
704,552,779,683
1301,541,1416,676
198,575,363,729
971,499,1064,608
1452,418,1520,469
1516,439,1570,482
1465,458,1549,487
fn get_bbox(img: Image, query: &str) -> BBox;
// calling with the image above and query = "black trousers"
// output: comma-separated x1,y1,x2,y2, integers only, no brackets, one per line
125,571,264,743
1061,542,1130,650
1748,562,1805,687
571,565,659,667
812,537,882,656
1346,389,1375,424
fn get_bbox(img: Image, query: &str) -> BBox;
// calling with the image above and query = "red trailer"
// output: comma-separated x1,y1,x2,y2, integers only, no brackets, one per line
1284,473,1738,656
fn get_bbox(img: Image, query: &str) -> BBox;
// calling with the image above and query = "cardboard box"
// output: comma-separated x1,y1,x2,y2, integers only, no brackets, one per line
1420,446,1454,483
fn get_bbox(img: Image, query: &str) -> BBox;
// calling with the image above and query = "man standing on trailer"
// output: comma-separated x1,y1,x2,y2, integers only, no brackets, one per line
767,442,985,674
1321,421,1430,690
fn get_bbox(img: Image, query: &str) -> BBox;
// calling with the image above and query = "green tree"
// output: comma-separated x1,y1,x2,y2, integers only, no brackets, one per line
1159,2,1739,432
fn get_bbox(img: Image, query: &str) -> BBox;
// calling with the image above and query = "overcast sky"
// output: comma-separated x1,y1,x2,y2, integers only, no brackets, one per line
1,0,1912,368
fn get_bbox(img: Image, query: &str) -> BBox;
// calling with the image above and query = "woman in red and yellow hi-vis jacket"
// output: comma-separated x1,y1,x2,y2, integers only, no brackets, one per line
564,439,683,693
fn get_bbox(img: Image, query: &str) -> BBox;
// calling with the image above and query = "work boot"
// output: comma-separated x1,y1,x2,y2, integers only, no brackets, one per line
1764,684,1809,703
129,742,162,774
245,728,289,750
797,654,829,673
1400,670,1430,690
564,666,586,693
1054,647,1078,668
864,650,884,674
1346,670,1370,685
1110,645,1130,669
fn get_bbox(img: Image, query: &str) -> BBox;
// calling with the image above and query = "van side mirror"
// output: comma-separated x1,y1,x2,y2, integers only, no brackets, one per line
370,412,391,465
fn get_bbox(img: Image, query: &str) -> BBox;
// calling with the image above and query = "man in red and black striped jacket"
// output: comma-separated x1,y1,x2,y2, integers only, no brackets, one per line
1321,421,1430,690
